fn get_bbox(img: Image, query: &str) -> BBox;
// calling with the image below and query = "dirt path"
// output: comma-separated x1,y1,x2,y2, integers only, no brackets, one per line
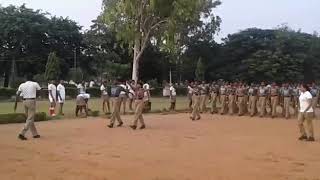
0,114,319,180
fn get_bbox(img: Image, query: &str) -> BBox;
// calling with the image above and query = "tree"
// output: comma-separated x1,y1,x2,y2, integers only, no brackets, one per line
195,58,205,81
102,0,221,82
45,52,60,80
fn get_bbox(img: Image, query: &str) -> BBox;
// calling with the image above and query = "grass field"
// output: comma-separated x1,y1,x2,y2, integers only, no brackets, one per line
0,97,189,118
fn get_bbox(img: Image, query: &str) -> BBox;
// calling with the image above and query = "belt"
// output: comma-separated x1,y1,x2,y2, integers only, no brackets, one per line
237,96,244,97
137,98,143,100
283,96,291,97
271,95,278,97
23,98,36,100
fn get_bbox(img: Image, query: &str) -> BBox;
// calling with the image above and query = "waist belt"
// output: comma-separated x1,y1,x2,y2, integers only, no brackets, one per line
271,95,278,97
23,98,36,100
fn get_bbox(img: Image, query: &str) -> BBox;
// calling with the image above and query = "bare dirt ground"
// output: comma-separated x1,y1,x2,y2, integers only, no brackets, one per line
0,113,320,180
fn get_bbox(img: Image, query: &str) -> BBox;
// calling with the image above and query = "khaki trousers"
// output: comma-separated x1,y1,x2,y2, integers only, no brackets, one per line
312,97,318,116
292,97,299,116
270,96,279,117
248,95,257,116
133,100,145,126
191,95,201,119
110,97,123,124
258,96,266,117
237,96,245,115
200,95,208,113
283,97,291,118
298,112,314,138
211,93,218,113
228,95,236,115
20,100,38,136
220,95,227,114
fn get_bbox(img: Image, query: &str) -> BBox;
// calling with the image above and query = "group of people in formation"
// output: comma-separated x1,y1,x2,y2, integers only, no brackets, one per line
187,81,317,142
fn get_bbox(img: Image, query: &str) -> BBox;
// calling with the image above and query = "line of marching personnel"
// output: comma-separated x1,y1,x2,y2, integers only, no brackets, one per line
188,81,319,120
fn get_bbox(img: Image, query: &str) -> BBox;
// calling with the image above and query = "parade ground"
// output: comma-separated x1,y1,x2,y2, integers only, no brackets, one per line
0,113,319,180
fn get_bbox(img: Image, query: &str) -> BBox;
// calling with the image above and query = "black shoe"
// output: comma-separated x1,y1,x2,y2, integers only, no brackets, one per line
190,117,195,121
33,135,41,139
196,117,201,120
140,125,146,129
107,124,114,128
18,134,27,141
117,122,124,127
298,135,307,141
306,137,315,142
130,125,137,130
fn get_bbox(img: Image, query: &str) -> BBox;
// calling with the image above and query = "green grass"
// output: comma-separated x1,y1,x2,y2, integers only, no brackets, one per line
0,97,189,118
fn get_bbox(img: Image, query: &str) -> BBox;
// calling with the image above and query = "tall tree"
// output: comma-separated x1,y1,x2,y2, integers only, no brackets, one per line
45,52,60,80
102,0,221,82
195,57,205,81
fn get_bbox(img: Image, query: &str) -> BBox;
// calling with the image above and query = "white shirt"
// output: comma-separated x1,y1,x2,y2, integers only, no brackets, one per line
119,84,127,95
170,86,176,96
77,84,85,94
48,83,57,101
143,83,150,99
188,86,193,94
57,84,66,100
17,81,41,99
299,91,313,113
89,81,95,87
100,85,108,95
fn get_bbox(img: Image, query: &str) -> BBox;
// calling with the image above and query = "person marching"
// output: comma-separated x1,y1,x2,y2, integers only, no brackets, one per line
297,84,315,142
292,84,300,116
219,83,227,115
210,83,219,114
108,79,127,128
258,82,268,117
187,82,194,110
119,80,128,114
130,82,147,130
169,83,177,111
280,83,292,119
127,80,135,112
200,81,209,113
248,83,258,117
100,81,110,114
48,80,57,116
16,75,41,140
236,83,246,116
269,82,280,118
57,80,66,115
190,82,201,121
228,83,237,115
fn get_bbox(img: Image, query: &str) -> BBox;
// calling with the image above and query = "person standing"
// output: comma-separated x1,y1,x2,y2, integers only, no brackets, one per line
258,82,268,117
108,80,126,128
169,83,177,111
48,80,57,116
210,83,219,114
236,83,246,116
292,84,300,116
199,81,209,113
130,83,146,130
57,80,66,115
100,81,110,114
16,76,41,140
280,83,292,119
310,83,319,117
248,83,258,117
219,83,227,115
75,94,89,117
270,82,279,118
228,83,237,115
190,82,201,121
187,82,194,110
298,84,315,142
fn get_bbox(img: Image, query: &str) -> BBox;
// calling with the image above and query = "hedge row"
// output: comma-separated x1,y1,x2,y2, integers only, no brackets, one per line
0,112,47,124
0,87,188,100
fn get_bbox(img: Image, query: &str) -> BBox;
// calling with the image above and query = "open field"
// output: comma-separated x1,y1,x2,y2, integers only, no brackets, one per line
0,113,319,180
0,97,189,118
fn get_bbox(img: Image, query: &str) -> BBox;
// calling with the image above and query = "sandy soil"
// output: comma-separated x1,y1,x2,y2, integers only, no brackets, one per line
0,113,320,180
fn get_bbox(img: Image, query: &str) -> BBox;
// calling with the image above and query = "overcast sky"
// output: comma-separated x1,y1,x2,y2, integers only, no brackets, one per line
1,0,319,42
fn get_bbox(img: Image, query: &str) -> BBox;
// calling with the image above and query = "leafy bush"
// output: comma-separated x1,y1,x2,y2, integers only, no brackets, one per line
0,88,16,99
88,110,100,117
0,112,47,124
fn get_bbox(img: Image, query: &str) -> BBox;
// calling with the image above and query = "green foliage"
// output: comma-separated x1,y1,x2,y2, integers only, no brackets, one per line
0,88,16,99
195,58,205,81
45,52,60,80
88,110,100,117
67,68,83,82
0,112,47,124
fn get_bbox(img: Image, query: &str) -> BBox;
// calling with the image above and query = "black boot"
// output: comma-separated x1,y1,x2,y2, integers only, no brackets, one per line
130,125,137,130
107,124,114,128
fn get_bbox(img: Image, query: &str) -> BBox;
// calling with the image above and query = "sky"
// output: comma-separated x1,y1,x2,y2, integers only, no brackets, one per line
1,0,320,42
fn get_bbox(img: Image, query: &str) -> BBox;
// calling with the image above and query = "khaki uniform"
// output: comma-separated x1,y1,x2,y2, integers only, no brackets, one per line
228,87,237,115
236,87,246,116
219,86,227,115
248,87,258,116
258,86,268,117
191,87,201,120
200,84,209,113
210,85,219,113
281,87,292,118
292,88,299,116
110,97,123,124
133,99,145,126
270,87,279,117
21,100,38,136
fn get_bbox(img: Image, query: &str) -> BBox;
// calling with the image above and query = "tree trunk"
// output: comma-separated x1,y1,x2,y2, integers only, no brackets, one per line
132,36,141,82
